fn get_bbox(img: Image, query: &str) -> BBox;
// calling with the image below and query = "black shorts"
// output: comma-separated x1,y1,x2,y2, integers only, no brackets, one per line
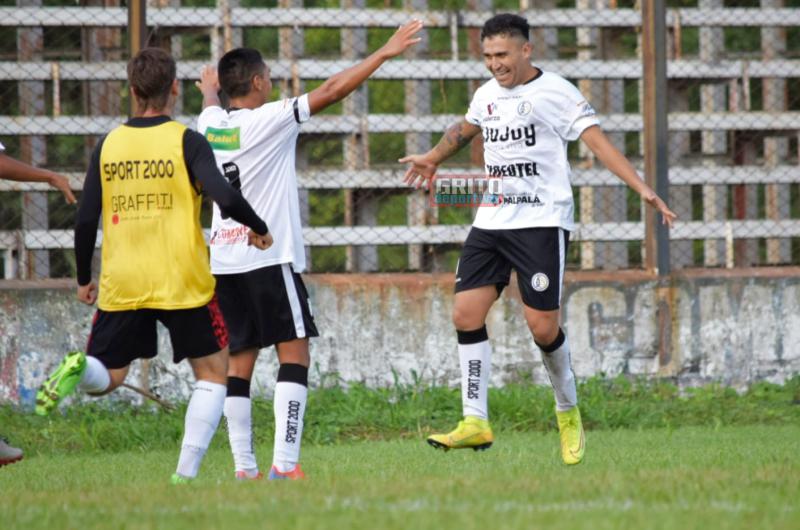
86,296,229,370
214,263,319,353
454,226,569,311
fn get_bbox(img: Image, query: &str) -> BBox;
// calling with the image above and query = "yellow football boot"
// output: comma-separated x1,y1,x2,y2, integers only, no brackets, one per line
556,406,586,465
427,416,493,451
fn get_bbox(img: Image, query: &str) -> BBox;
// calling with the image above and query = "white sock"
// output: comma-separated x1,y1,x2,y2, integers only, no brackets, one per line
224,396,258,474
538,329,578,411
78,356,110,394
175,380,226,478
272,382,307,473
457,327,491,420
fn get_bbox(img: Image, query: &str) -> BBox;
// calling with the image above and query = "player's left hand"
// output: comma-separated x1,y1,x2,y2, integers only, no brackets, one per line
380,19,424,58
248,230,273,250
77,282,97,305
48,172,76,204
644,192,677,228
195,65,220,94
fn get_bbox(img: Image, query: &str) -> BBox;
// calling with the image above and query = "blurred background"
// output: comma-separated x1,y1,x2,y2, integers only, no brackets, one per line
0,0,798,279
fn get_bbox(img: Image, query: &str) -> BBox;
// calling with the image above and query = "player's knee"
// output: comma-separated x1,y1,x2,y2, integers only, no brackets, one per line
528,319,559,346
452,305,483,331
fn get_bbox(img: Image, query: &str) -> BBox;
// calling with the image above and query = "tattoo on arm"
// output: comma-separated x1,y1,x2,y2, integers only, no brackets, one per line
432,121,479,161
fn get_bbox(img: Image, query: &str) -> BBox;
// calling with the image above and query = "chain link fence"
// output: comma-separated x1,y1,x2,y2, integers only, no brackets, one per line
0,0,798,278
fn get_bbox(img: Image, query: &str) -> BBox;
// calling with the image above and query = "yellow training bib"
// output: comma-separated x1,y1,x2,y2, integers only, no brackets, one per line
97,120,214,310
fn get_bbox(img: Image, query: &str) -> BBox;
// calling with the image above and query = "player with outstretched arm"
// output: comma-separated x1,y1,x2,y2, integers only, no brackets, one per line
194,20,424,480
401,14,676,465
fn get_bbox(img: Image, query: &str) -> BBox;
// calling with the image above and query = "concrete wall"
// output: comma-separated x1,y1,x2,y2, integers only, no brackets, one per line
1,269,798,408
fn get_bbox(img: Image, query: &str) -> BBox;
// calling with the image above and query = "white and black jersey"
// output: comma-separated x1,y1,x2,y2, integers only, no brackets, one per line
197,95,312,274
465,70,599,231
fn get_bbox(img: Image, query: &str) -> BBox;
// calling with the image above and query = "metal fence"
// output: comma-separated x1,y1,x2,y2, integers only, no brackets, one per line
0,0,798,278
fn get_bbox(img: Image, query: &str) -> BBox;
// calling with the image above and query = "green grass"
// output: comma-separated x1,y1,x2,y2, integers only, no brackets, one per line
1,426,798,530
1,378,798,528
2,376,799,455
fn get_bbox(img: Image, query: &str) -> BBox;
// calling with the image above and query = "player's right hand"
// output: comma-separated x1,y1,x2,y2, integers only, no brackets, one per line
195,65,220,94
49,171,76,204
248,230,273,250
380,19,424,58
399,153,438,190
77,282,97,305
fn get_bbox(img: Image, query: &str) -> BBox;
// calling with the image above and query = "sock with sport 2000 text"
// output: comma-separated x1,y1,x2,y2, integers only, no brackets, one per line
272,364,308,473
175,380,226,479
457,326,492,420
224,376,259,477
536,328,578,411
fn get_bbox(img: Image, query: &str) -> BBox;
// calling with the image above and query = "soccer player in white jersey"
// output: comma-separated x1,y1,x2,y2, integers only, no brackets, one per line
196,19,424,480
401,14,676,465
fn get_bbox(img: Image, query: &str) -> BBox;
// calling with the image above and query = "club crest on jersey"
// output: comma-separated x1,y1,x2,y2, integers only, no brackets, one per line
517,101,532,116
487,102,498,115
531,272,550,292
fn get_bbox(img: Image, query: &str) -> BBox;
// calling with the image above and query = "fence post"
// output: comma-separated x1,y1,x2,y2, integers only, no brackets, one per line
641,0,670,276
761,0,790,265
17,0,49,279
405,0,431,272
128,0,147,116
699,0,727,268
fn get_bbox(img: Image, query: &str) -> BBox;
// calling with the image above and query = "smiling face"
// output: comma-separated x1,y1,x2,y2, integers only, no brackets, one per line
482,33,535,89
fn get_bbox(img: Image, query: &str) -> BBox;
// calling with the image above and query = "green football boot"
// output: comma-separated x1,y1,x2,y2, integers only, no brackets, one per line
35,350,87,416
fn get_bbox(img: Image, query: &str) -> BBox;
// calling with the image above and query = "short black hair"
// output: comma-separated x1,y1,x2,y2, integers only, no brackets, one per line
218,48,266,98
480,13,530,42
127,47,176,111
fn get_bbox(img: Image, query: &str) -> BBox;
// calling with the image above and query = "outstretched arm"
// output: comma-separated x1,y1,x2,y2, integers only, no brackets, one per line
400,119,482,189
0,153,76,204
307,19,423,115
580,125,677,227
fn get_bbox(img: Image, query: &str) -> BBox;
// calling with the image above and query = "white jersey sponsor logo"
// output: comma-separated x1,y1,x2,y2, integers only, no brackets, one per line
198,95,312,274
465,70,600,231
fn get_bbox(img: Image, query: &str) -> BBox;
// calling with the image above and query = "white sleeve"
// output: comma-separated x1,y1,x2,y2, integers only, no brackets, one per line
0,141,5,152
465,90,483,126
295,94,311,123
196,106,223,133
552,81,600,141
250,94,311,131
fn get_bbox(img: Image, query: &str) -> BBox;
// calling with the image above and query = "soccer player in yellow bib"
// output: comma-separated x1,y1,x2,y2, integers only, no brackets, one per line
35,48,273,484
402,14,676,465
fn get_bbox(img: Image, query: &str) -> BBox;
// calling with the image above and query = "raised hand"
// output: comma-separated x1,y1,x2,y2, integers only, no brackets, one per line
379,19,424,59
195,65,219,95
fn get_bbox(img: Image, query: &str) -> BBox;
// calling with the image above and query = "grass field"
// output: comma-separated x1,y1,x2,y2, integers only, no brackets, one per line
1,426,798,530
2,378,799,529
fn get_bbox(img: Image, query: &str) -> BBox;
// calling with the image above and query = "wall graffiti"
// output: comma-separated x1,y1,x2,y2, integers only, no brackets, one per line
1,273,798,407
